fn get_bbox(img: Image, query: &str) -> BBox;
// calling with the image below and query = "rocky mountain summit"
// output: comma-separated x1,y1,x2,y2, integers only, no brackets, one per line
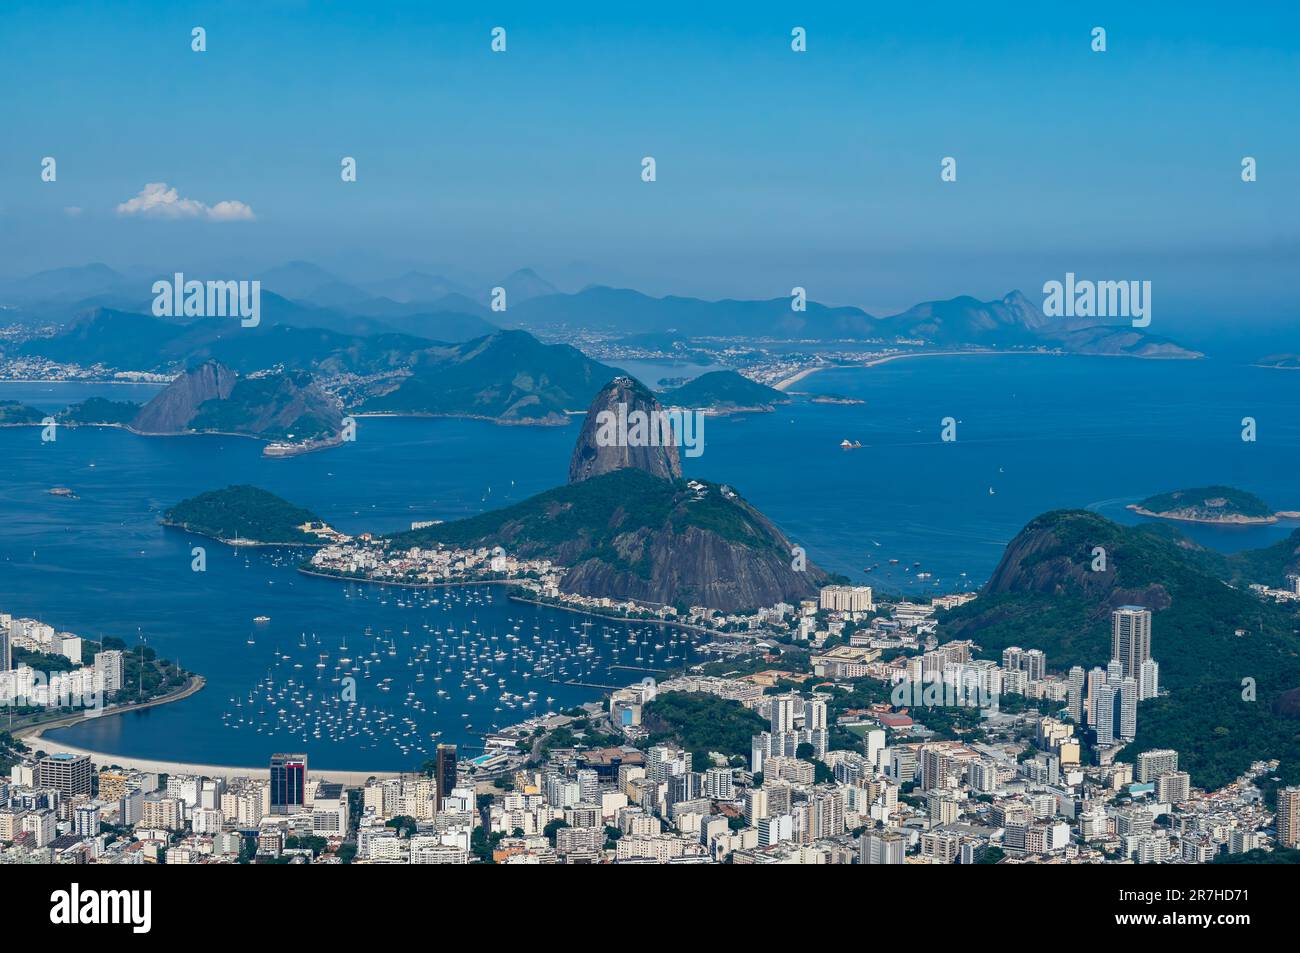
131,360,343,444
130,360,236,434
568,376,683,484
393,377,826,612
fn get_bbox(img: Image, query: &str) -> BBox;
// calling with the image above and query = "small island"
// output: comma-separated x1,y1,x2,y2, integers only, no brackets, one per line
808,393,866,406
1129,486,1292,524
1255,354,1300,370
162,485,339,546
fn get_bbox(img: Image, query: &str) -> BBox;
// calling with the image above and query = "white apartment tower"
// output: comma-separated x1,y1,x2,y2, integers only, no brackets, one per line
1111,606,1152,679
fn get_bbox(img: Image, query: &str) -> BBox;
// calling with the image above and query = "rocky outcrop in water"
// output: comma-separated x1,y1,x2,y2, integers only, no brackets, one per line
131,360,342,442
130,360,236,434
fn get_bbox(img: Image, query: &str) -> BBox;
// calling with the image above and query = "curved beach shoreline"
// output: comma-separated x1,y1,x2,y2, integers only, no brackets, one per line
773,348,1052,391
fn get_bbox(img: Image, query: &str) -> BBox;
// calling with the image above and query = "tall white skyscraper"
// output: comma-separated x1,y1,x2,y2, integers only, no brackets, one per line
1002,646,1044,683
94,649,124,693
751,732,770,774
864,728,886,768
1094,683,1117,745
1086,666,1107,724
1112,606,1153,678
1067,666,1085,723
1118,677,1138,741
1138,658,1160,701
1023,649,1046,682
1278,787,1300,849
770,694,796,734
861,830,907,864
805,697,827,731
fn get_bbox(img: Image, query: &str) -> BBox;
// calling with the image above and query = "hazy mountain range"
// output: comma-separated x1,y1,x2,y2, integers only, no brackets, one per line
2,261,1200,358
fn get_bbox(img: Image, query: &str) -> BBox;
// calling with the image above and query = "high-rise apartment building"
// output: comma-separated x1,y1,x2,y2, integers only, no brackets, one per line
1277,787,1300,849
1112,606,1152,678
434,743,458,804
1094,683,1117,745
1136,749,1179,783
1118,677,1138,741
818,585,875,613
1067,666,1085,723
36,752,92,797
93,649,124,694
861,830,907,864
1138,658,1160,701
1154,771,1191,803
270,753,307,815
770,694,796,734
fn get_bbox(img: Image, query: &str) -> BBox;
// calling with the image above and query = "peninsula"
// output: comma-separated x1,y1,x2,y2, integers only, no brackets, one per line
162,485,339,546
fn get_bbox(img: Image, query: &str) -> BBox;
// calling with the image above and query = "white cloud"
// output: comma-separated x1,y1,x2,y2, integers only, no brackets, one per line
206,199,257,221
116,182,255,221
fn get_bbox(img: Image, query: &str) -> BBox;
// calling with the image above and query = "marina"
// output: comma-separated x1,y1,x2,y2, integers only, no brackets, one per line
219,580,703,762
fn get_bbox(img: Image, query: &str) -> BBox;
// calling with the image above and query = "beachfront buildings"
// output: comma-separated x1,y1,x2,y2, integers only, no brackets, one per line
270,754,308,815
818,585,875,614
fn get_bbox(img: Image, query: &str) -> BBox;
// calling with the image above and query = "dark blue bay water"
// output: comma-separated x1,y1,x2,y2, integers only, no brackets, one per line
0,355,1296,769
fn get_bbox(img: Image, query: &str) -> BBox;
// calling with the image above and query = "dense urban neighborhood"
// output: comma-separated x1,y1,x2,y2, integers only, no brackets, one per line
4,585,1297,864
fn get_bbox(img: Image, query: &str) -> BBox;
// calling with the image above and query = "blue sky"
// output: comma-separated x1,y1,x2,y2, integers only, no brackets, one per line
1,0,1296,335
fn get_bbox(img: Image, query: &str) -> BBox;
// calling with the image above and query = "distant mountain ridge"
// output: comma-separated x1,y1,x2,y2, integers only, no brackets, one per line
504,285,1201,356
356,329,620,425
3,261,1200,356
21,307,450,375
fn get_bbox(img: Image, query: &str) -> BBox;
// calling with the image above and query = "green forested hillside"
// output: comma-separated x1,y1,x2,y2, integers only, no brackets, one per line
163,485,324,544
943,510,1300,790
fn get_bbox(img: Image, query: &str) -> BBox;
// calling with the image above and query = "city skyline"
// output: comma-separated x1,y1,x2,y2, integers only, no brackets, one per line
2,0,1298,889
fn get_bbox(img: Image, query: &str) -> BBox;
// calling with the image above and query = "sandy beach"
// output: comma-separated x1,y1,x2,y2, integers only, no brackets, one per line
17,676,400,783
773,348,1043,391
